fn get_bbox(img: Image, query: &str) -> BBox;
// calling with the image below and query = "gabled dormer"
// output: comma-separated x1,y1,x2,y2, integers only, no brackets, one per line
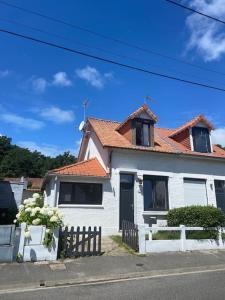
116,104,158,147
169,115,214,153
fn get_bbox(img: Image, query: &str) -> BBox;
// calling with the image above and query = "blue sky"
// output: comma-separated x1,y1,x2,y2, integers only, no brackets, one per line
1,0,225,156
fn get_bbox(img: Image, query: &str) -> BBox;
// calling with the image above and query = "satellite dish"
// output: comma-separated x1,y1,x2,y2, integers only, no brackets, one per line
79,121,85,131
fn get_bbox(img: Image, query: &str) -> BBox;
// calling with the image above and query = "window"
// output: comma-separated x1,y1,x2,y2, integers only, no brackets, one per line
135,119,152,147
215,180,225,213
58,182,102,205
183,178,207,206
192,127,211,153
143,176,168,211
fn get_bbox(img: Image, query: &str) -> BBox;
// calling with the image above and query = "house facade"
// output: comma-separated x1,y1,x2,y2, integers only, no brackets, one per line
44,104,225,235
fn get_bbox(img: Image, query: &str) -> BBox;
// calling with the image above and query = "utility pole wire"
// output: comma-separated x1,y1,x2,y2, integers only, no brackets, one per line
1,27,225,92
1,0,225,77
164,0,225,25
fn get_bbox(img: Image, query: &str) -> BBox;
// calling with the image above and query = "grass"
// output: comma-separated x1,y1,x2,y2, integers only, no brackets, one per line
147,230,218,240
110,235,145,256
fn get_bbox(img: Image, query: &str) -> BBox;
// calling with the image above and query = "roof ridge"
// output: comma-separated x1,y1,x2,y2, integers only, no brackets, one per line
88,117,121,124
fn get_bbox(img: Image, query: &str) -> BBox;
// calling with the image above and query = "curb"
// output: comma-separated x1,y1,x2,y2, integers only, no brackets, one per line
1,264,225,294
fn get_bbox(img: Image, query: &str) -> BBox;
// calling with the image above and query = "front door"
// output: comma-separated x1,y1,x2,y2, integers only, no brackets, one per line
119,174,134,229
215,180,225,213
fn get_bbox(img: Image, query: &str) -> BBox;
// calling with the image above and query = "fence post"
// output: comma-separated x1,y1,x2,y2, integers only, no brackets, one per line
138,225,146,254
218,228,223,249
180,225,186,252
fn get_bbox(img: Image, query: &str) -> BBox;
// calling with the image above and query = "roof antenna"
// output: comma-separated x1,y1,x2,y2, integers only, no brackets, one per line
79,99,89,131
144,95,156,105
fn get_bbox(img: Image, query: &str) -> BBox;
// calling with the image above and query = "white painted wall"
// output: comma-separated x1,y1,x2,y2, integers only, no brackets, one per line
84,132,109,171
45,146,225,235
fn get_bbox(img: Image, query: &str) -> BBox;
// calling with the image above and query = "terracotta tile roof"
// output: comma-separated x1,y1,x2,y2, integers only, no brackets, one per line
4,177,43,190
49,157,107,177
116,104,158,131
87,117,225,160
169,115,214,137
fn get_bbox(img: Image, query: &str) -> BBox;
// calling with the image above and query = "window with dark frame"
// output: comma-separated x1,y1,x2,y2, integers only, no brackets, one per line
192,127,211,153
58,182,102,205
135,119,152,147
143,175,169,211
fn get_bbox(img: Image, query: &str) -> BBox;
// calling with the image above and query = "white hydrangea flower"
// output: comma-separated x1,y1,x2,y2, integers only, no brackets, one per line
25,207,32,213
50,216,58,222
24,230,31,238
32,193,40,199
16,213,20,218
18,204,24,210
13,219,17,224
47,210,54,217
46,228,51,233
32,218,41,225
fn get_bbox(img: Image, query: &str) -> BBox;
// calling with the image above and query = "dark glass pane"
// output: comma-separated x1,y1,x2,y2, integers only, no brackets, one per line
143,123,150,146
192,127,211,153
215,180,225,213
136,121,143,146
143,178,153,210
58,182,73,204
120,174,134,190
59,182,102,205
143,176,168,211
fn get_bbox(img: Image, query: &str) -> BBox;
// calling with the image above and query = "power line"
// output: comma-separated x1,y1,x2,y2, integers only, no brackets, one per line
164,0,225,25
1,27,225,93
2,17,223,85
1,0,225,77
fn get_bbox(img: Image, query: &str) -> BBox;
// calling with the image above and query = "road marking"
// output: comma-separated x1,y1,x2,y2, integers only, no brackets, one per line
1,267,225,295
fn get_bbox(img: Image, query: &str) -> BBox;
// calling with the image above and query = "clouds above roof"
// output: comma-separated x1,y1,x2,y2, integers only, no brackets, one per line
52,71,72,87
1,112,45,130
39,106,75,124
75,66,113,89
185,0,225,61
212,128,225,146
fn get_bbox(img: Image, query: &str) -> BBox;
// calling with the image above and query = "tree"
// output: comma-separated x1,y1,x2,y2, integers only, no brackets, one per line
0,136,77,178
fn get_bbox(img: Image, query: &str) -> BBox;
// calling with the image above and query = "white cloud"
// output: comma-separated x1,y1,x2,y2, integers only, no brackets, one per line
1,113,44,130
0,70,10,78
18,141,75,157
76,66,113,89
39,106,75,124
185,0,225,61
212,128,225,146
52,71,72,87
31,77,48,93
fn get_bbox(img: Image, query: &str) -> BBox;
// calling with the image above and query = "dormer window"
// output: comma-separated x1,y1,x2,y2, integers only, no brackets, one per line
133,119,154,147
192,127,211,153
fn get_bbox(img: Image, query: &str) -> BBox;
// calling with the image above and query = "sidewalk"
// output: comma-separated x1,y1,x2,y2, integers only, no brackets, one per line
1,250,225,292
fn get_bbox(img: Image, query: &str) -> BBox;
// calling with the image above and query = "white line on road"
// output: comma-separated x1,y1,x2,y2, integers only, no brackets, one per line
2,267,225,295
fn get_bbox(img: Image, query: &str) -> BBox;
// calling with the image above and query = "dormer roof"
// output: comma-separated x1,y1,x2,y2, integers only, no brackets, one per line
116,104,158,132
169,115,214,138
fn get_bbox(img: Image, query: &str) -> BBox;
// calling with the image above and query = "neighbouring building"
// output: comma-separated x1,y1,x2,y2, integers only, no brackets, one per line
43,104,225,235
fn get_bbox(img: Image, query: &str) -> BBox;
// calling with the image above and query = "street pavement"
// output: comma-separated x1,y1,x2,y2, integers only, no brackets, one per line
1,268,225,299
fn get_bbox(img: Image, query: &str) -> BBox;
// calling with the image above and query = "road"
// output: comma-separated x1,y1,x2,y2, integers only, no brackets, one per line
1,269,225,300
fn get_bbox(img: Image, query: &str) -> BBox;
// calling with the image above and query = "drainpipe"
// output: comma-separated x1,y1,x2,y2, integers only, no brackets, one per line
108,149,113,177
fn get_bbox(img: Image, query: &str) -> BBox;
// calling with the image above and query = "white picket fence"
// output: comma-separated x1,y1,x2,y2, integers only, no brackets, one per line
138,225,225,254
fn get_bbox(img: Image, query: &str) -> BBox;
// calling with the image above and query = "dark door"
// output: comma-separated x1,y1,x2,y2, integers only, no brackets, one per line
215,180,225,212
119,174,134,229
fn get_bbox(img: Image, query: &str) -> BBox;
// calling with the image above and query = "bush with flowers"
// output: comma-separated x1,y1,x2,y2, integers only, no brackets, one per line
14,193,64,247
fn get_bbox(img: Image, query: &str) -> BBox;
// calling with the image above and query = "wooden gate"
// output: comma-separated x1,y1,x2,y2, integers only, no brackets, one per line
59,226,102,258
122,220,139,251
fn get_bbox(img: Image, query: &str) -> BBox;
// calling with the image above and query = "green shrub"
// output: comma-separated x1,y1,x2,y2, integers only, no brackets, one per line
167,206,225,228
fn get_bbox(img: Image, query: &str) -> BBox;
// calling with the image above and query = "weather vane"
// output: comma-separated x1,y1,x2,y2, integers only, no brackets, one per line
144,95,156,104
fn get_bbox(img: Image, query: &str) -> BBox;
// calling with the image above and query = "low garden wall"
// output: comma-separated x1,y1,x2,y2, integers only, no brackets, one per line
138,225,225,254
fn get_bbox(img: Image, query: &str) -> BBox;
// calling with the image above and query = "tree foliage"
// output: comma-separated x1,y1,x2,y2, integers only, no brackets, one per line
0,136,76,178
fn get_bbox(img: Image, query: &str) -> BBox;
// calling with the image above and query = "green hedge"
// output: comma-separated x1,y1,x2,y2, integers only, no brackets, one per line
167,206,225,228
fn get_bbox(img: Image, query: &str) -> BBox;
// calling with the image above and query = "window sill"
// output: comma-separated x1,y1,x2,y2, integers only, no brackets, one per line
58,204,104,209
142,211,168,216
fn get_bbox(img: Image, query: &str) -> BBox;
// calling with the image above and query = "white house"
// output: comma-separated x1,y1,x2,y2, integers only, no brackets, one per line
43,104,225,235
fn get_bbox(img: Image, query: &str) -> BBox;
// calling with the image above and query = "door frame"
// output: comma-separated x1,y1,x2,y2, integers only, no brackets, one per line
119,172,135,229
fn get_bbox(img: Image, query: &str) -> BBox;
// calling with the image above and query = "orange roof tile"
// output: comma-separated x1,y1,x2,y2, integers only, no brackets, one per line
87,117,225,160
49,157,107,177
169,115,214,137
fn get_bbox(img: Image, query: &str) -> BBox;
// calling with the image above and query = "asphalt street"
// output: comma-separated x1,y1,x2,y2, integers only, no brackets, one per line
1,268,225,300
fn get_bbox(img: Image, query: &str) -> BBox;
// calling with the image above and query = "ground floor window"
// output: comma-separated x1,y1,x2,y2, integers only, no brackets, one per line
183,178,208,206
143,175,168,211
58,182,102,205
215,180,225,213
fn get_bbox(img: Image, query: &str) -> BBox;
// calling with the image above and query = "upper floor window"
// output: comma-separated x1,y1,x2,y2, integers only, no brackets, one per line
192,127,211,153
134,119,153,147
